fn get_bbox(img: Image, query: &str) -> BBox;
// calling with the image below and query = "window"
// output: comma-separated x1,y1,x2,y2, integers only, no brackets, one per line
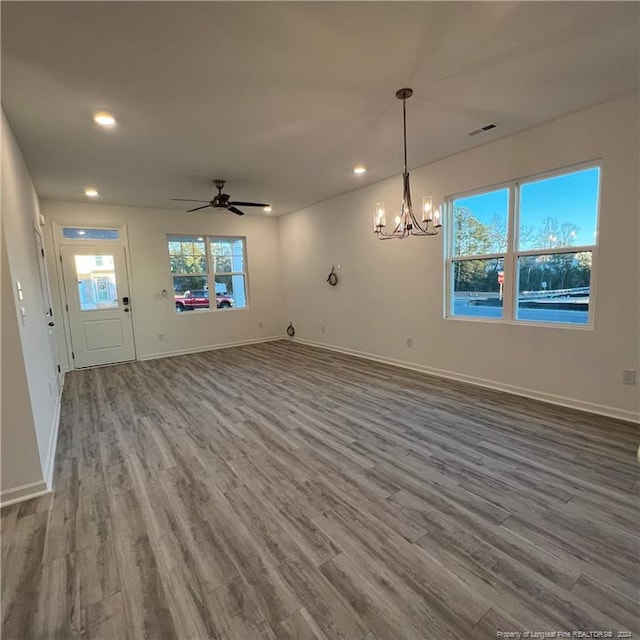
73,254,119,311
447,164,600,326
62,227,120,240
168,235,247,313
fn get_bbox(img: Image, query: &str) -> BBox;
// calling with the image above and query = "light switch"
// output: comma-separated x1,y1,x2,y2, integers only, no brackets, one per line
20,307,27,326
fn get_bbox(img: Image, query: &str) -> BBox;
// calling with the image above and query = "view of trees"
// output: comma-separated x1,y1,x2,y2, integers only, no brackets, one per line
453,206,591,294
168,236,245,305
169,239,207,293
169,238,238,294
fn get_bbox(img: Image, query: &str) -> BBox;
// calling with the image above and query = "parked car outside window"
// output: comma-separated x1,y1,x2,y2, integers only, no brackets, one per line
175,290,233,312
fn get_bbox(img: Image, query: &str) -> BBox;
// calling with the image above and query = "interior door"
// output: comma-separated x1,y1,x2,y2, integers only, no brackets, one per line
60,244,136,368
35,230,62,390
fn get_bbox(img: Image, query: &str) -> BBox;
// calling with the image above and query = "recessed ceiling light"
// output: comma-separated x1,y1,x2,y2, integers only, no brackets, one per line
263,206,272,212
93,111,117,128
84,188,99,198
197,237,204,241
77,230,86,236
353,166,367,175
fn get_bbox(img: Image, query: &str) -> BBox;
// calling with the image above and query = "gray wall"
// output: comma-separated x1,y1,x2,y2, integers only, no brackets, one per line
2,94,638,503
40,200,283,370
1,111,60,503
279,94,640,421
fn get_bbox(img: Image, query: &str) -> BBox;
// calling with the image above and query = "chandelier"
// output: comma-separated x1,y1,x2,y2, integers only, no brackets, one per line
373,88,442,239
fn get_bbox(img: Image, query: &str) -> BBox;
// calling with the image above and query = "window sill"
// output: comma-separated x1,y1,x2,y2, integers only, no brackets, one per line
174,307,249,316
445,314,594,330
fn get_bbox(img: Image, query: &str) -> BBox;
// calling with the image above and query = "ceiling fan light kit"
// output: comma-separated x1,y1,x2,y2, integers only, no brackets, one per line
172,179,270,216
373,88,443,240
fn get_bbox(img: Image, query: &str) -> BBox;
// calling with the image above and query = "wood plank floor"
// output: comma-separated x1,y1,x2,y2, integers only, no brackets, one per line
2,340,639,640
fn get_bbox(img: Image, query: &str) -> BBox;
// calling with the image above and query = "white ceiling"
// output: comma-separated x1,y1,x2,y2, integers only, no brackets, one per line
2,2,638,216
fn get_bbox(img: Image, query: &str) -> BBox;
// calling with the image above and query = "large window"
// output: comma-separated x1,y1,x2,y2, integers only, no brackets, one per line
168,235,247,313
447,164,600,326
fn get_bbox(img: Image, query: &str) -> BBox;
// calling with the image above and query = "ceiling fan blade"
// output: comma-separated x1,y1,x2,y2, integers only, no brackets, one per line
187,205,212,213
229,201,270,208
171,198,210,203
227,205,245,216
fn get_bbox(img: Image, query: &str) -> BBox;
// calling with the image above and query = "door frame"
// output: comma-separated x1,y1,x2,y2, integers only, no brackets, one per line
52,221,137,369
33,226,62,389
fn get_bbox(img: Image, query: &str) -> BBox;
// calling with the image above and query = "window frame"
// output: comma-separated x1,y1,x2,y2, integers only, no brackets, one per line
167,234,249,314
445,161,601,329
61,226,121,241
209,236,248,307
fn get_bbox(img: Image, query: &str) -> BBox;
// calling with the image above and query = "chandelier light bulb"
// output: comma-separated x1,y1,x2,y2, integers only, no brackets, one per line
433,204,442,228
373,202,386,230
422,196,433,222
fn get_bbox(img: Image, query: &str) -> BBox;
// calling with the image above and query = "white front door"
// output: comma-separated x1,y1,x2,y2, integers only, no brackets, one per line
60,244,136,368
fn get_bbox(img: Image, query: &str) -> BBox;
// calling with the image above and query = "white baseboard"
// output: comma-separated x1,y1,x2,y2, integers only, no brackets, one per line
138,335,285,362
44,371,65,490
293,338,640,424
0,480,50,508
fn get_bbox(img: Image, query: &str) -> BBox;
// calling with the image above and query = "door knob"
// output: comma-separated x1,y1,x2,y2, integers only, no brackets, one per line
124,308,130,312
48,322,55,327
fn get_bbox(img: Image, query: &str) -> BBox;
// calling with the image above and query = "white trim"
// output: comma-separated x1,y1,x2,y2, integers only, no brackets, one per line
168,234,250,314
43,371,65,490
0,481,50,508
51,220,134,370
293,338,639,424
515,245,595,258
445,314,594,331
52,221,126,245
445,161,601,330
138,335,284,361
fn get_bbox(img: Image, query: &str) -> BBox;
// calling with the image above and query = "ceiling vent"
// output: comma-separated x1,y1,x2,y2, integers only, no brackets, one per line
468,123,497,136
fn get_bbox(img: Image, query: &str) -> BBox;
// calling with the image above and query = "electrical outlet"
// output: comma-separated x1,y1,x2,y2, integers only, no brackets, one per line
258,322,264,329
406,337,413,348
158,334,165,342
321,325,326,334
622,369,636,385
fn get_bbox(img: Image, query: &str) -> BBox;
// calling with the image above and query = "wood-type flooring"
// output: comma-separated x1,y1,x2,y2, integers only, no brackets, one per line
2,340,639,639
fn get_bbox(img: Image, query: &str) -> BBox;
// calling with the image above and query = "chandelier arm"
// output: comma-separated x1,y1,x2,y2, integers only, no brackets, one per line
407,207,440,235
376,231,407,239
402,171,412,219
375,224,409,239
409,210,427,232
410,227,439,236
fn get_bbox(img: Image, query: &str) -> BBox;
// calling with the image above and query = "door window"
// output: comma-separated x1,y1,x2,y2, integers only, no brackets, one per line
73,254,119,310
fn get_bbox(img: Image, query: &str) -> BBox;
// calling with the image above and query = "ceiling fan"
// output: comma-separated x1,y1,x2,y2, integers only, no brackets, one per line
171,179,270,216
